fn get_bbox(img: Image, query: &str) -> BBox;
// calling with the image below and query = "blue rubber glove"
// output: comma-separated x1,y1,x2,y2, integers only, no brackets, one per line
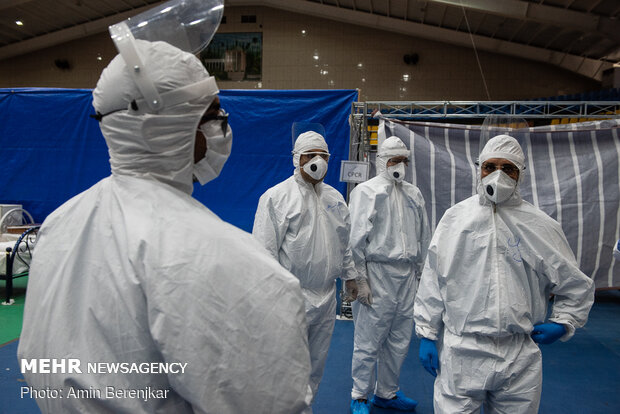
419,338,439,377
531,322,566,344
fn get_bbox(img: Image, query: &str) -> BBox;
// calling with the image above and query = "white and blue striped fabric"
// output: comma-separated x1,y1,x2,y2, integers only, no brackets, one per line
378,118,620,289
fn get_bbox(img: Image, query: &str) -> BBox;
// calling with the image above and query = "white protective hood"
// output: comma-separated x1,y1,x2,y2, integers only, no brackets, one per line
292,130,330,170
477,134,525,206
93,40,217,195
377,136,410,175
478,134,525,170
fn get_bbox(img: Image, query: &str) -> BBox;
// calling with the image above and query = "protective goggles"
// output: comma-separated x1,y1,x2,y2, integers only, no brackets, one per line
481,161,519,176
200,109,229,134
300,151,330,160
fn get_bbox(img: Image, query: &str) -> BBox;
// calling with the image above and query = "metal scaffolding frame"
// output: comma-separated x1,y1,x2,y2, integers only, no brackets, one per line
352,101,620,120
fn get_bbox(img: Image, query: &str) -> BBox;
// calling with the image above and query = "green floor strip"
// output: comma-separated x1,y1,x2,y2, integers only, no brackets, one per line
0,276,28,345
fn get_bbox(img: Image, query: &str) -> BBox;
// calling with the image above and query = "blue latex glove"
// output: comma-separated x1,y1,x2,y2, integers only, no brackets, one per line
419,338,439,377
531,322,566,344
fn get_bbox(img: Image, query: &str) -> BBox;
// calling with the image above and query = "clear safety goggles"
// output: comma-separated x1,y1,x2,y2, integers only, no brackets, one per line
300,151,330,161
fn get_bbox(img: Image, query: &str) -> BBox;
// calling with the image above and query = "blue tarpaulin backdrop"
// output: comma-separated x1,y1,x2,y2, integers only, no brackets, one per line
0,88,358,232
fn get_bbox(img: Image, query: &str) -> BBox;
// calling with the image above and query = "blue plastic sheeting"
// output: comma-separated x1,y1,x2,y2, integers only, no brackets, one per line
0,88,109,224
0,88,357,232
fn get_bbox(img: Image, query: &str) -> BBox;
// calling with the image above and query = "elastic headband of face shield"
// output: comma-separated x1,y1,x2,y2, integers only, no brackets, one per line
478,134,525,171
108,0,223,111
92,75,219,121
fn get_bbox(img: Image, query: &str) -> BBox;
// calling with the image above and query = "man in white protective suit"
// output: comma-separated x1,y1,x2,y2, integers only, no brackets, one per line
414,134,595,413
18,40,312,414
252,130,359,414
349,136,431,414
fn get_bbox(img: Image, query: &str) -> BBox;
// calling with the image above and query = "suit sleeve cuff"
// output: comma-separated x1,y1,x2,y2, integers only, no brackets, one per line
549,318,576,342
415,325,439,341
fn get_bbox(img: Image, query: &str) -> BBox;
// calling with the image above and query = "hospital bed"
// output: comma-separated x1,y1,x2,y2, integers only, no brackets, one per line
0,206,39,305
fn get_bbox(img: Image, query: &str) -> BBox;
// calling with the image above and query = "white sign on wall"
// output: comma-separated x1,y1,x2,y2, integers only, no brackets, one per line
340,161,369,183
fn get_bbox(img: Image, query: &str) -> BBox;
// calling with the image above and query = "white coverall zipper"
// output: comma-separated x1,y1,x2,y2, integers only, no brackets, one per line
394,185,408,257
492,202,501,337
314,186,330,276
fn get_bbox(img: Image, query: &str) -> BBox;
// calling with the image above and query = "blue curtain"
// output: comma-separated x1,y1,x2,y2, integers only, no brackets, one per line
0,88,357,232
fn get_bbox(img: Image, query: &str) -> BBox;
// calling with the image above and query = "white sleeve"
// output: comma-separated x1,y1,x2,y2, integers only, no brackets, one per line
416,196,432,276
413,242,445,341
252,192,286,260
340,205,358,281
348,187,375,280
543,223,595,341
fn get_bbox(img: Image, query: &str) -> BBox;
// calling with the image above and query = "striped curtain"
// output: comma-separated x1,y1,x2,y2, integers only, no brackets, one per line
378,118,620,289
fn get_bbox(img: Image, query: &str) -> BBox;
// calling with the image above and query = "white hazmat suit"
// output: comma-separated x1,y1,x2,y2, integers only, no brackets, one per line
253,131,357,413
414,134,595,413
349,136,431,401
18,41,311,414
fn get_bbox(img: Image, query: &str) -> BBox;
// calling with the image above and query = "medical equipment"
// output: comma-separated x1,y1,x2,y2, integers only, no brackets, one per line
0,207,38,304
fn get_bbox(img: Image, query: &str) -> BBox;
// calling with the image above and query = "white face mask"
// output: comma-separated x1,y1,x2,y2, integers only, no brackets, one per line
387,162,406,182
481,170,516,204
303,155,328,181
193,120,233,186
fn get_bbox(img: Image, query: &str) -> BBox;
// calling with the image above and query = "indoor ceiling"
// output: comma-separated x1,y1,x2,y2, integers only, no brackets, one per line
0,0,619,80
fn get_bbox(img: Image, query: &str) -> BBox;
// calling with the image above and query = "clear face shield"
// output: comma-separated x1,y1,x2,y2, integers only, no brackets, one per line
291,122,327,151
478,116,529,161
109,0,224,111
